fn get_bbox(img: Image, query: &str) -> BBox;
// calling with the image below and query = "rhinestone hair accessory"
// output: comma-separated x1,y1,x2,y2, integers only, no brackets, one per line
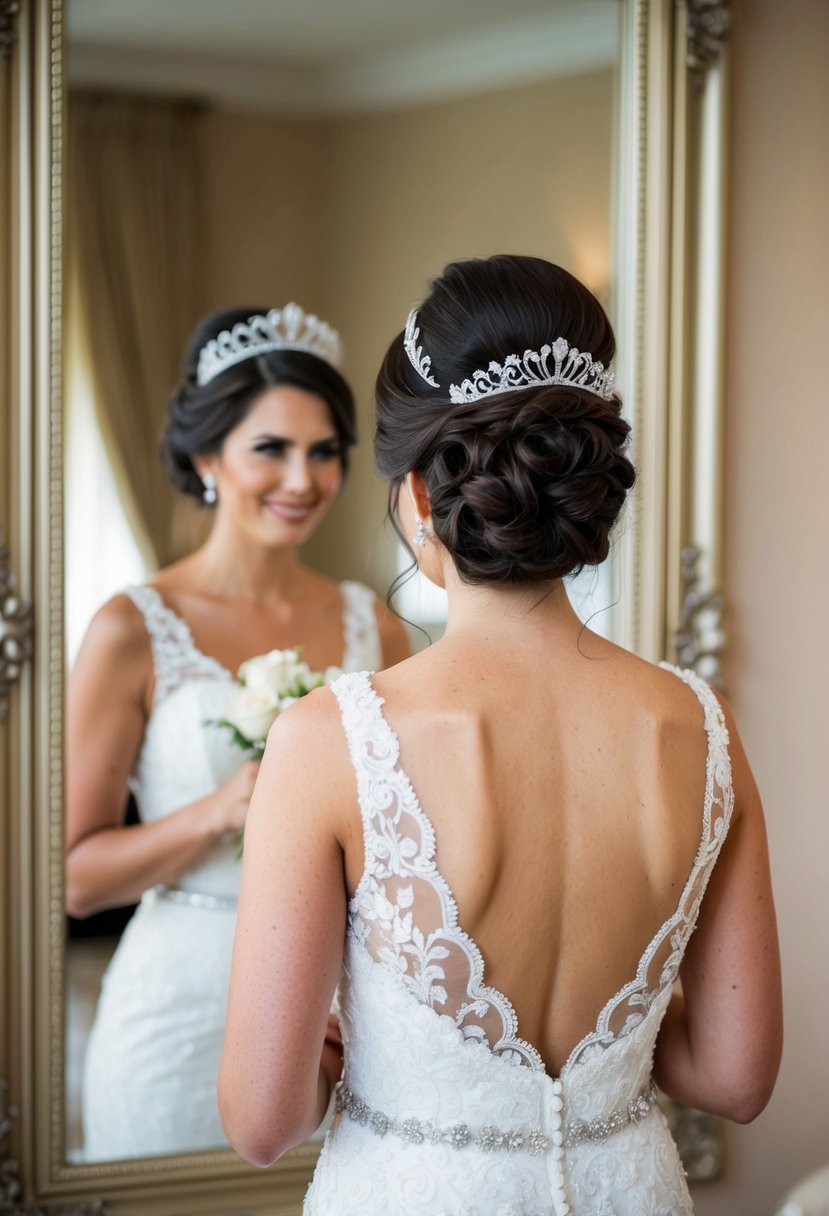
403,310,439,388
449,337,615,404
196,303,343,386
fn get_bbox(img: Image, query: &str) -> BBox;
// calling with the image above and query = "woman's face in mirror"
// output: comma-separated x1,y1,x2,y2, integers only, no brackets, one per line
197,385,344,549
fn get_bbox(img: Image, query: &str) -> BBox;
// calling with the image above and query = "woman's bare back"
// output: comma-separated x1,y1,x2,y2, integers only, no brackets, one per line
358,625,710,1076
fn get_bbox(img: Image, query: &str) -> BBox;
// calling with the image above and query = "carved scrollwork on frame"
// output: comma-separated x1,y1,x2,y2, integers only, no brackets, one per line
686,0,731,91
0,1,20,61
0,534,33,722
1,1082,106,1216
675,544,725,689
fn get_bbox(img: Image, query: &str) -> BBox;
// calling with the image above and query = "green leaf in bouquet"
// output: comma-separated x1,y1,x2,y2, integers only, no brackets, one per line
204,718,267,755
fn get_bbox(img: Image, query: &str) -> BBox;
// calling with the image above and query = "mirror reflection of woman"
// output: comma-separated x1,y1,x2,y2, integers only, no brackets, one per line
65,304,409,1161
220,259,782,1214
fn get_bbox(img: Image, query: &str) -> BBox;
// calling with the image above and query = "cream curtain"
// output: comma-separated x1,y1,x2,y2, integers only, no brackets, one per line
67,93,204,568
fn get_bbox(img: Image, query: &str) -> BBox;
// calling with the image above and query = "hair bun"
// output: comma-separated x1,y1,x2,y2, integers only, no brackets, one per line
428,390,635,585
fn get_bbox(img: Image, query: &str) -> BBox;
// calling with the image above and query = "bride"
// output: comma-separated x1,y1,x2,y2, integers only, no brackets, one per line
219,257,782,1214
65,303,409,1161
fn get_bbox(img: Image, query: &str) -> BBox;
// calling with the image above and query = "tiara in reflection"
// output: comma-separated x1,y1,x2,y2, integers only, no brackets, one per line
196,303,343,386
448,338,615,404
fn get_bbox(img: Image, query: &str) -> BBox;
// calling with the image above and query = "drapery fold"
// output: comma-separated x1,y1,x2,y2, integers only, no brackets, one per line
67,92,204,567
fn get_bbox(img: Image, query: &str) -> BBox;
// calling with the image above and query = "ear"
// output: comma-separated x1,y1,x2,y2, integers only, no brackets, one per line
192,453,218,484
404,470,432,522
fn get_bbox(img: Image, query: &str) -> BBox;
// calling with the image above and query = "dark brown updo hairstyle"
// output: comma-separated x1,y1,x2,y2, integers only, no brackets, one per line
161,306,357,500
375,256,635,586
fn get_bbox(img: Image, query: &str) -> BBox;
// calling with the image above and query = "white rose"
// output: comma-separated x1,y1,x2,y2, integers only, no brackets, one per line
224,685,280,743
237,648,298,694
323,665,343,684
287,659,315,690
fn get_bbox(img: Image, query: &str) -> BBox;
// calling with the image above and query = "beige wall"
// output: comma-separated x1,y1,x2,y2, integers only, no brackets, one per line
693,1,829,1212
200,110,326,314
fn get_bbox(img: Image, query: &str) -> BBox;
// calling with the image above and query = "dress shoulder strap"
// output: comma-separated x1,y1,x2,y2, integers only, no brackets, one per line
120,585,226,703
340,581,382,673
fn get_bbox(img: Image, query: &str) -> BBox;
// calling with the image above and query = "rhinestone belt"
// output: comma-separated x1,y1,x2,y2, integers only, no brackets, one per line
335,1079,657,1154
154,884,238,911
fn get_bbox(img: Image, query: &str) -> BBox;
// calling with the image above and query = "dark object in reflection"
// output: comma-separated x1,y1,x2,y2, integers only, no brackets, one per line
66,794,139,940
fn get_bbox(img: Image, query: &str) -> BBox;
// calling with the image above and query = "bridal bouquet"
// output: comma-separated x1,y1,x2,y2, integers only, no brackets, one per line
208,648,342,858
210,647,343,756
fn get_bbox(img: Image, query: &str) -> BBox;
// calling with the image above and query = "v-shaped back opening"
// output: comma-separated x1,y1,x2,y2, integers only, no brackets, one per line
333,666,734,1081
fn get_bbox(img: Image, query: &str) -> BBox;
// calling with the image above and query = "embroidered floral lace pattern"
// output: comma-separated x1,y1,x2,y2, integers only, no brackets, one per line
122,585,228,703
303,664,733,1216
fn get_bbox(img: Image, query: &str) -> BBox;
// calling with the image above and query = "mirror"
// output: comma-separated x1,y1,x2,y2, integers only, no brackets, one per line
0,0,732,1212
62,0,621,1168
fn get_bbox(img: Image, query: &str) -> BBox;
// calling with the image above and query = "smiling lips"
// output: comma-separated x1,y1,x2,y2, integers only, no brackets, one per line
264,500,317,523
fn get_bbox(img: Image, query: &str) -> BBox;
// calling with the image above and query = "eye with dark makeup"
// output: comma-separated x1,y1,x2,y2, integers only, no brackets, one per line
251,436,341,462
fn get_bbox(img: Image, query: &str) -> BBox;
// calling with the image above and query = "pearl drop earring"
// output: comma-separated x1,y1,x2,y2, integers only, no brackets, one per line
202,473,217,506
413,519,427,548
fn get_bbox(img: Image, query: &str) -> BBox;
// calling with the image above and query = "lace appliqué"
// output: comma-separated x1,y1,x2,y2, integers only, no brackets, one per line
122,585,229,704
332,672,543,1070
340,581,382,673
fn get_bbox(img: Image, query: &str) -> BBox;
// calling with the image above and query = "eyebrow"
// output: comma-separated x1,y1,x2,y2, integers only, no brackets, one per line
250,433,340,446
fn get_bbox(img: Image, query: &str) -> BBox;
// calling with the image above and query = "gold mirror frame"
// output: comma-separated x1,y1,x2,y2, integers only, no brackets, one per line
0,1,731,1211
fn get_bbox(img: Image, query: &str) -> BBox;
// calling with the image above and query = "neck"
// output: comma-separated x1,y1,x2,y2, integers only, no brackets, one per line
189,514,305,602
441,562,587,647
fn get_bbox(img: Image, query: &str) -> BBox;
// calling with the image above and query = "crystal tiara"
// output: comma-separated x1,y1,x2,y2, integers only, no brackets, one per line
401,313,615,403
448,338,615,403
196,303,343,386
403,310,439,388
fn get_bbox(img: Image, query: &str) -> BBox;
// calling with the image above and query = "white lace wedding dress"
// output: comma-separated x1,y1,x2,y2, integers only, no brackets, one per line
304,665,733,1216
81,581,382,1162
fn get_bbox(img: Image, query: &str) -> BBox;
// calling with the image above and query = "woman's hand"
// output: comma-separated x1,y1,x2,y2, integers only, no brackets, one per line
205,760,261,837
66,596,264,917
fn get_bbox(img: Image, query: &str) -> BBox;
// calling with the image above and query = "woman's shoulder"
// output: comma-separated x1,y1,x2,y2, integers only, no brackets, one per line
70,592,156,705
265,683,352,781
82,589,155,655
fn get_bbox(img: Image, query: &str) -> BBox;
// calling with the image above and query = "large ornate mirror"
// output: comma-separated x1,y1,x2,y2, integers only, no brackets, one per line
0,0,730,1211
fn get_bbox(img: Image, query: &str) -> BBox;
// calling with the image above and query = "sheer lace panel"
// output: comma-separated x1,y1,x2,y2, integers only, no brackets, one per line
332,664,733,1081
121,585,228,703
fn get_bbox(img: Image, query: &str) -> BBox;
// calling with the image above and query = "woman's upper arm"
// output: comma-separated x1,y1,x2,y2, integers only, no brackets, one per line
678,692,783,1112
219,689,350,1162
374,599,410,668
65,597,150,852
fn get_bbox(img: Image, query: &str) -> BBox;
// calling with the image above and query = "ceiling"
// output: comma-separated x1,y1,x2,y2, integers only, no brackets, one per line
67,0,619,116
